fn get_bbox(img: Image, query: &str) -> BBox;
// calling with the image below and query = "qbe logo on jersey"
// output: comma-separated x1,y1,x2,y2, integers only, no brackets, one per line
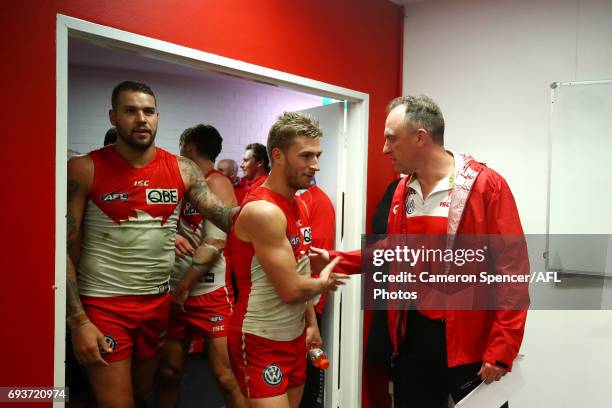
301,227,312,244
146,189,178,205
263,364,283,386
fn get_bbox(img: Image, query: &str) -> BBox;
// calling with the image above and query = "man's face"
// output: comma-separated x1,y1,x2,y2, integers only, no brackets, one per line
241,149,260,180
282,136,321,190
217,160,236,179
109,91,158,151
383,105,420,174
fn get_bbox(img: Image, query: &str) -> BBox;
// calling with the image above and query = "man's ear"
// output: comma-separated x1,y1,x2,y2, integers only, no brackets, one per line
109,109,117,126
415,128,430,145
270,147,283,166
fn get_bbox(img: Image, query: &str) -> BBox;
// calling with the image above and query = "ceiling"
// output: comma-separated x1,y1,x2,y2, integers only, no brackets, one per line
69,36,240,82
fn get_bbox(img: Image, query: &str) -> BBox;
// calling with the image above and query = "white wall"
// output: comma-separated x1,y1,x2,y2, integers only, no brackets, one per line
402,0,612,406
68,64,322,170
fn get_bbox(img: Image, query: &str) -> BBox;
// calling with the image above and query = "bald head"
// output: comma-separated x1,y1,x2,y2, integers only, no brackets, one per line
217,158,239,182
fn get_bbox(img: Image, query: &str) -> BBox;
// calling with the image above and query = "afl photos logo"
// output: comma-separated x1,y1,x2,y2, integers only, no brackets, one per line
146,189,178,204
263,364,283,386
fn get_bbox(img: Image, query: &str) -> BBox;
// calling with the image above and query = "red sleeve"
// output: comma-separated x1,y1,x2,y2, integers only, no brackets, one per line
480,172,530,370
329,249,362,275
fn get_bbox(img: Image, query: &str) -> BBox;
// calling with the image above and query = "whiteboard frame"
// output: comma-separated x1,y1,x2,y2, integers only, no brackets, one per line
546,79,612,275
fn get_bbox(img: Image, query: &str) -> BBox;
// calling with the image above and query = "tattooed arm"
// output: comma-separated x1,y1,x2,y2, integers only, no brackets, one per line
178,156,239,233
173,170,238,311
67,156,110,366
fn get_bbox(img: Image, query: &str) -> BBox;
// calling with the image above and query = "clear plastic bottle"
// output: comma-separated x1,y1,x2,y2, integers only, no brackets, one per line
308,347,329,370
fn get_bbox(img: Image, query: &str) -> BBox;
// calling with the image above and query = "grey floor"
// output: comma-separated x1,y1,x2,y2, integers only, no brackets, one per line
67,350,225,407
175,353,225,408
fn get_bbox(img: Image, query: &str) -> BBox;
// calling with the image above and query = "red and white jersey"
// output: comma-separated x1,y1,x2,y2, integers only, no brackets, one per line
78,146,185,296
171,169,228,296
227,187,312,341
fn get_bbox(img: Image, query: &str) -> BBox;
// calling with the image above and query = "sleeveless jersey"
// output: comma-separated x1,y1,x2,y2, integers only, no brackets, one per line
78,146,185,296
227,187,313,341
170,169,229,296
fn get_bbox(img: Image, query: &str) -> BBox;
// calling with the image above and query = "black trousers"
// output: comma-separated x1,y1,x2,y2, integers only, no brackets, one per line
393,309,509,408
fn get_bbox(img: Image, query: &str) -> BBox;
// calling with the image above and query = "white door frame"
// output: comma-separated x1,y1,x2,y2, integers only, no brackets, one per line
55,14,368,408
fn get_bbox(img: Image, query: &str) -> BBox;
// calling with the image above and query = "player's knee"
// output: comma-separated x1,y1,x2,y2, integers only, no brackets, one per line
158,363,183,384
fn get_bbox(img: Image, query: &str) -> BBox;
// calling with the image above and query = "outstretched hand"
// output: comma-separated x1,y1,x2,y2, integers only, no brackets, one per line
308,247,331,275
318,256,349,292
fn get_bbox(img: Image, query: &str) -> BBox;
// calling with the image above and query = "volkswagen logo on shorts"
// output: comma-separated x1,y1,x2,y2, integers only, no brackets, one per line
99,335,116,355
263,364,283,386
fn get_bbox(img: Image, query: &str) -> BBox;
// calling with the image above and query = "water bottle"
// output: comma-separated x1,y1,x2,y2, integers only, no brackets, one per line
309,347,329,370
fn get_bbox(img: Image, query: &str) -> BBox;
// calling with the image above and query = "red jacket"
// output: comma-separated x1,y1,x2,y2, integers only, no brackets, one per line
333,154,529,370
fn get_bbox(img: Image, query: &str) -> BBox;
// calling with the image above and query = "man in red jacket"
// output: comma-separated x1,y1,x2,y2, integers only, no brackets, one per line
313,95,528,407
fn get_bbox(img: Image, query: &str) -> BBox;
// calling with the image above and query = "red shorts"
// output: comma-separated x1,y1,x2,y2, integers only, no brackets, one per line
80,293,170,363
167,286,233,340
228,330,307,399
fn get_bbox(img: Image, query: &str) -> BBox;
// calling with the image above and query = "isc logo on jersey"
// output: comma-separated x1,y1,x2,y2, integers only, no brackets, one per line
146,189,178,205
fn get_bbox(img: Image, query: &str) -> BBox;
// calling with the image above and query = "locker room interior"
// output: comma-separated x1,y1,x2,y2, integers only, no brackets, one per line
3,0,612,407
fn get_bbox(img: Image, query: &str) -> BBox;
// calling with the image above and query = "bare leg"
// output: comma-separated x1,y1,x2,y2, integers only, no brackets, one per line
87,358,134,408
287,385,305,408
208,336,249,408
250,394,290,408
154,340,186,408
132,354,162,407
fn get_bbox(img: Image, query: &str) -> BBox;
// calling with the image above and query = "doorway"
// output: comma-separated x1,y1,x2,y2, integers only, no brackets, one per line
56,13,368,407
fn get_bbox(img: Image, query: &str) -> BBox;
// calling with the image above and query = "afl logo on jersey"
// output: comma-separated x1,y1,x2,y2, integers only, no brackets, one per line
301,227,312,244
263,364,283,386
146,189,178,204
289,234,301,249
101,192,129,202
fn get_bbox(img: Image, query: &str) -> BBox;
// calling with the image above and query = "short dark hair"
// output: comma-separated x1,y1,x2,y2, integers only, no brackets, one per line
245,142,270,172
267,112,322,164
111,81,156,110
387,95,445,145
180,124,223,161
103,127,117,146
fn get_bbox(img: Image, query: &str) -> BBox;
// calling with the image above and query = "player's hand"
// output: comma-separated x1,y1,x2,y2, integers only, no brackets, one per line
171,285,189,313
71,321,111,367
306,324,323,349
478,362,507,384
175,235,195,258
318,257,349,292
308,247,331,275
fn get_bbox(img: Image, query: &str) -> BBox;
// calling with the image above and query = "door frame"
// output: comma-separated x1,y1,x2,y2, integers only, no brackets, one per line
55,14,368,407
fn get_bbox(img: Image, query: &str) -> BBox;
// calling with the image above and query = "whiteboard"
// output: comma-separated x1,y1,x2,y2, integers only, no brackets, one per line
547,80,612,275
